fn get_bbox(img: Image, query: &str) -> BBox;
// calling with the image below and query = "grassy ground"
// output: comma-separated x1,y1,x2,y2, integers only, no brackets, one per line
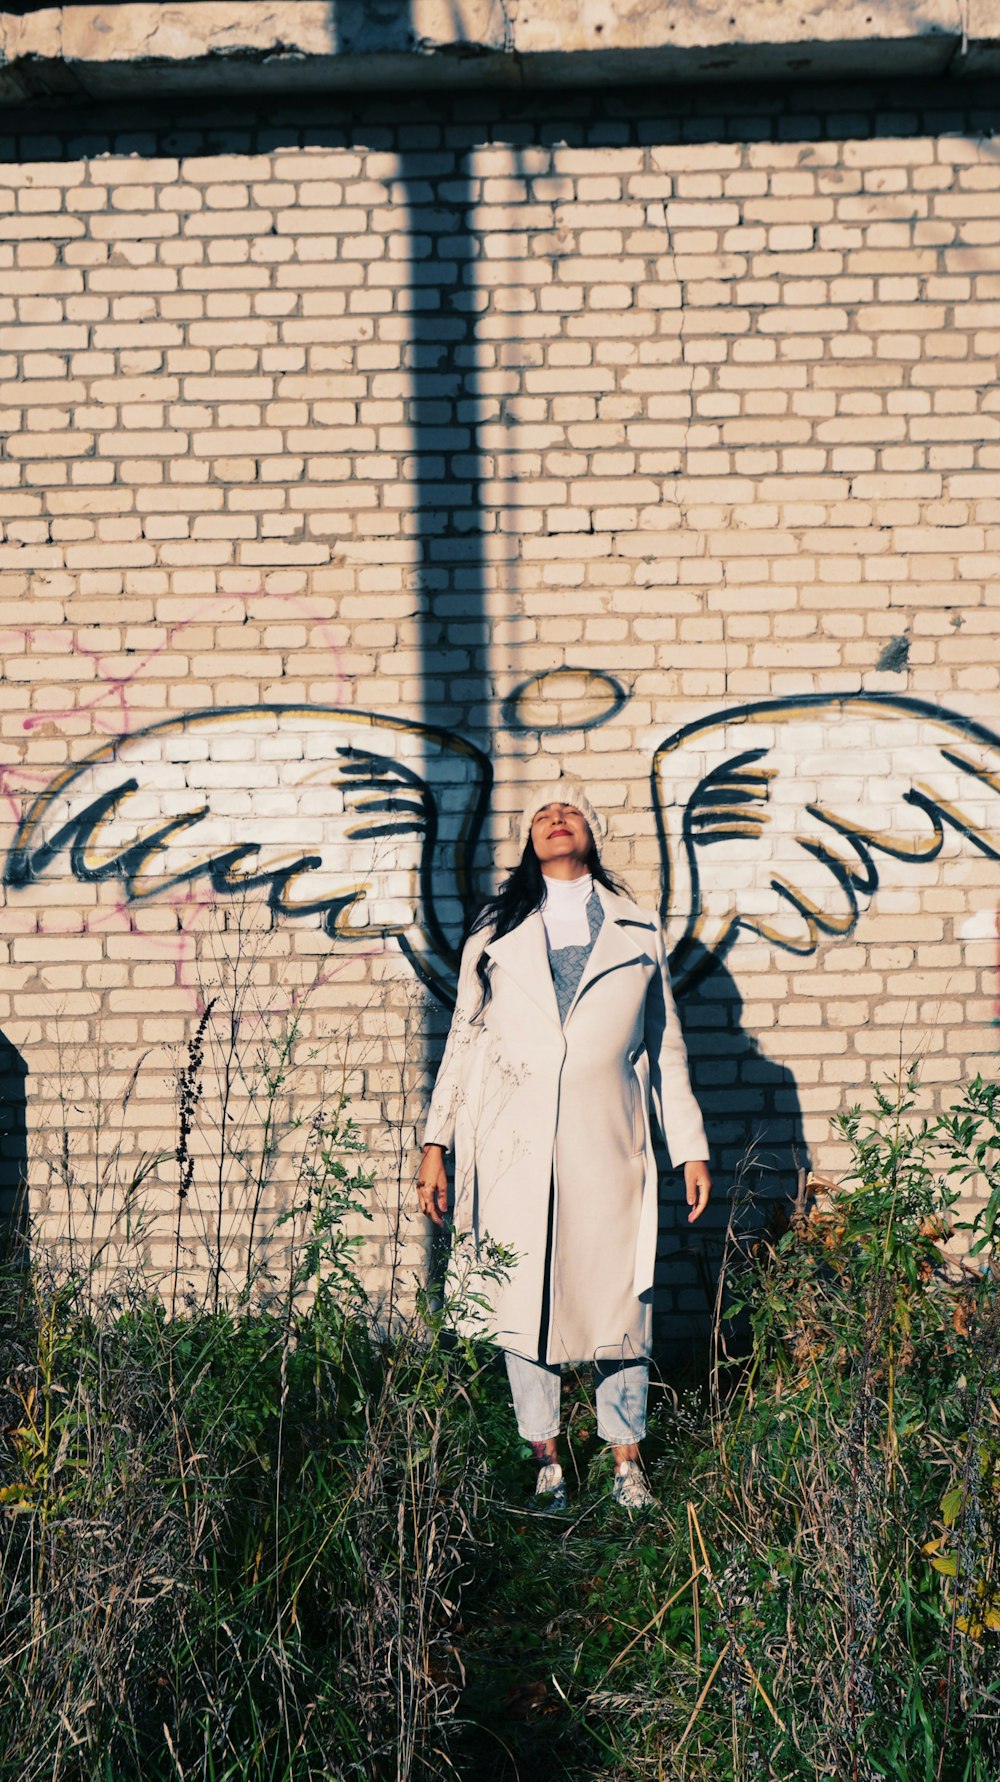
444,1343,999,1782
0,1067,998,1781
446,1365,717,1780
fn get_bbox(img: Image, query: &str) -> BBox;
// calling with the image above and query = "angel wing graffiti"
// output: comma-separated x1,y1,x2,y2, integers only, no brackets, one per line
4,690,998,1007
3,706,491,1000
654,693,1000,991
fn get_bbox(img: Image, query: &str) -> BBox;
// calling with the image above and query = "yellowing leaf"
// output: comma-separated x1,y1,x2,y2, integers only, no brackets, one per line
0,1483,33,1504
941,1484,965,1527
930,1555,959,1577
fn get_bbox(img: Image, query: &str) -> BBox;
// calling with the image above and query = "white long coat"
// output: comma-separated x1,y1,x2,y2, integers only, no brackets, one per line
423,883,709,1365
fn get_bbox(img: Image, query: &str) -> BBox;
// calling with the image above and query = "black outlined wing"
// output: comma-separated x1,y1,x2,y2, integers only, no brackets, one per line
652,693,1000,992
4,706,492,1005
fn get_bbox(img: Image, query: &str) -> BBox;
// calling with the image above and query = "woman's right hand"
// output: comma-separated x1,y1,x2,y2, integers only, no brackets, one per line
416,1144,449,1227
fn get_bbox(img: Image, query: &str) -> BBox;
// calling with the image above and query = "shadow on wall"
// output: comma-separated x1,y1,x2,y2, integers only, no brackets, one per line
334,1,498,1049
657,954,808,1379
354,0,502,1177
335,1,493,841
0,1031,27,1267
5,65,999,1344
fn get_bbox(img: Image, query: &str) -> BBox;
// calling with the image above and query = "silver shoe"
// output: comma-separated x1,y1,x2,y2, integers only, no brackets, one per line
534,1460,568,1512
611,1459,656,1513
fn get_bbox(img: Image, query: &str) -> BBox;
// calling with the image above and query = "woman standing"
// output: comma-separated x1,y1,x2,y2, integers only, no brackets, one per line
416,781,711,1512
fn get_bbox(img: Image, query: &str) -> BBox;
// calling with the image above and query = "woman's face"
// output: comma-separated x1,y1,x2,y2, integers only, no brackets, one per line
530,802,593,868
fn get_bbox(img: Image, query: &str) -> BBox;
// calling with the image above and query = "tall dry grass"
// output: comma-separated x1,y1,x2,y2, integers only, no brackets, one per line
0,972,997,1782
0,956,512,1782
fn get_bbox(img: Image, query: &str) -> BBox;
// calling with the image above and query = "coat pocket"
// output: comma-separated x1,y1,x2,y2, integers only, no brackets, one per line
628,1070,645,1157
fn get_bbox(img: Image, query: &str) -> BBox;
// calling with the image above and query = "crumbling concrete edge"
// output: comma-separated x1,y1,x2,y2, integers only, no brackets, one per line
0,1,998,105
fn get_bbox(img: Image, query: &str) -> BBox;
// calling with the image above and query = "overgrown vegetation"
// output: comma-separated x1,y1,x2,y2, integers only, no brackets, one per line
1,1015,997,1780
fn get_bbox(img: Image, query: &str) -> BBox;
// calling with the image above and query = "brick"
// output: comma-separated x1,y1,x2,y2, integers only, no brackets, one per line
0,106,991,1304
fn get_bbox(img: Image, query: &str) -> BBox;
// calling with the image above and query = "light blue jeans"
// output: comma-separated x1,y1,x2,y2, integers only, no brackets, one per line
504,1350,649,1446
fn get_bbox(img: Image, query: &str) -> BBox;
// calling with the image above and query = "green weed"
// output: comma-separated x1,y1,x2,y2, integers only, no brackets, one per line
0,1030,996,1782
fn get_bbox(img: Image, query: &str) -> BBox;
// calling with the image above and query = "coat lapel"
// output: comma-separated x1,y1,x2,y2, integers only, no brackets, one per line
563,885,657,1023
483,887,658,1028
484,910,561,1026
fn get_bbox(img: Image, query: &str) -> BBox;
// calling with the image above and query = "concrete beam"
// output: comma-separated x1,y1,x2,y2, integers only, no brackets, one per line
0,0,997,103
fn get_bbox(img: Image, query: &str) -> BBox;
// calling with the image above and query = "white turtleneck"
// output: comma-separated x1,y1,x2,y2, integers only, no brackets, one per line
540,871,593,950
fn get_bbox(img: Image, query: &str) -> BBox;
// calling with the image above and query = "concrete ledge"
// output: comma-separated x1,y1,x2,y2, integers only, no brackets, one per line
0,0,998,102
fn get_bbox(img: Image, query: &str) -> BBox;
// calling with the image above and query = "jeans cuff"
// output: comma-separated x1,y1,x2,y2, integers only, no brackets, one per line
516,1424,561,1442
597,1421,646,1444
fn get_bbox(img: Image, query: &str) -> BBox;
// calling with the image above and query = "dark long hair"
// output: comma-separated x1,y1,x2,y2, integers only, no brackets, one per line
469,834,628,1019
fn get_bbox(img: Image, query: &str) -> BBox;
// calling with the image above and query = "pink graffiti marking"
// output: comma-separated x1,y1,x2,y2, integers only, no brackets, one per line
20,578,349,737
3,580,355,1013
3,577,349,834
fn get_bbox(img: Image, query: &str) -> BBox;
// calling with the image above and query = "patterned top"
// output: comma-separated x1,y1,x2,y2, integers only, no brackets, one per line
547,888,605,1024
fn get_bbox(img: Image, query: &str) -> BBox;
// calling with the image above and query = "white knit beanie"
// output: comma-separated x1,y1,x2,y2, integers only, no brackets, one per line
517,779,605,853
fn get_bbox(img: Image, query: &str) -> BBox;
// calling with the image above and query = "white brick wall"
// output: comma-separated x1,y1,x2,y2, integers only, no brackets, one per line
0,84,997,1336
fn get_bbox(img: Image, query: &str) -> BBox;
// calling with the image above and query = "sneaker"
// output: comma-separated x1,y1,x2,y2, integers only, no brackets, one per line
611,1459,656,1513
534,1460,568,1512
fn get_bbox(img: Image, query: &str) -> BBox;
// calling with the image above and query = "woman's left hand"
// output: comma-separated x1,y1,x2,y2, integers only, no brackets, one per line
683,1160,712,1223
